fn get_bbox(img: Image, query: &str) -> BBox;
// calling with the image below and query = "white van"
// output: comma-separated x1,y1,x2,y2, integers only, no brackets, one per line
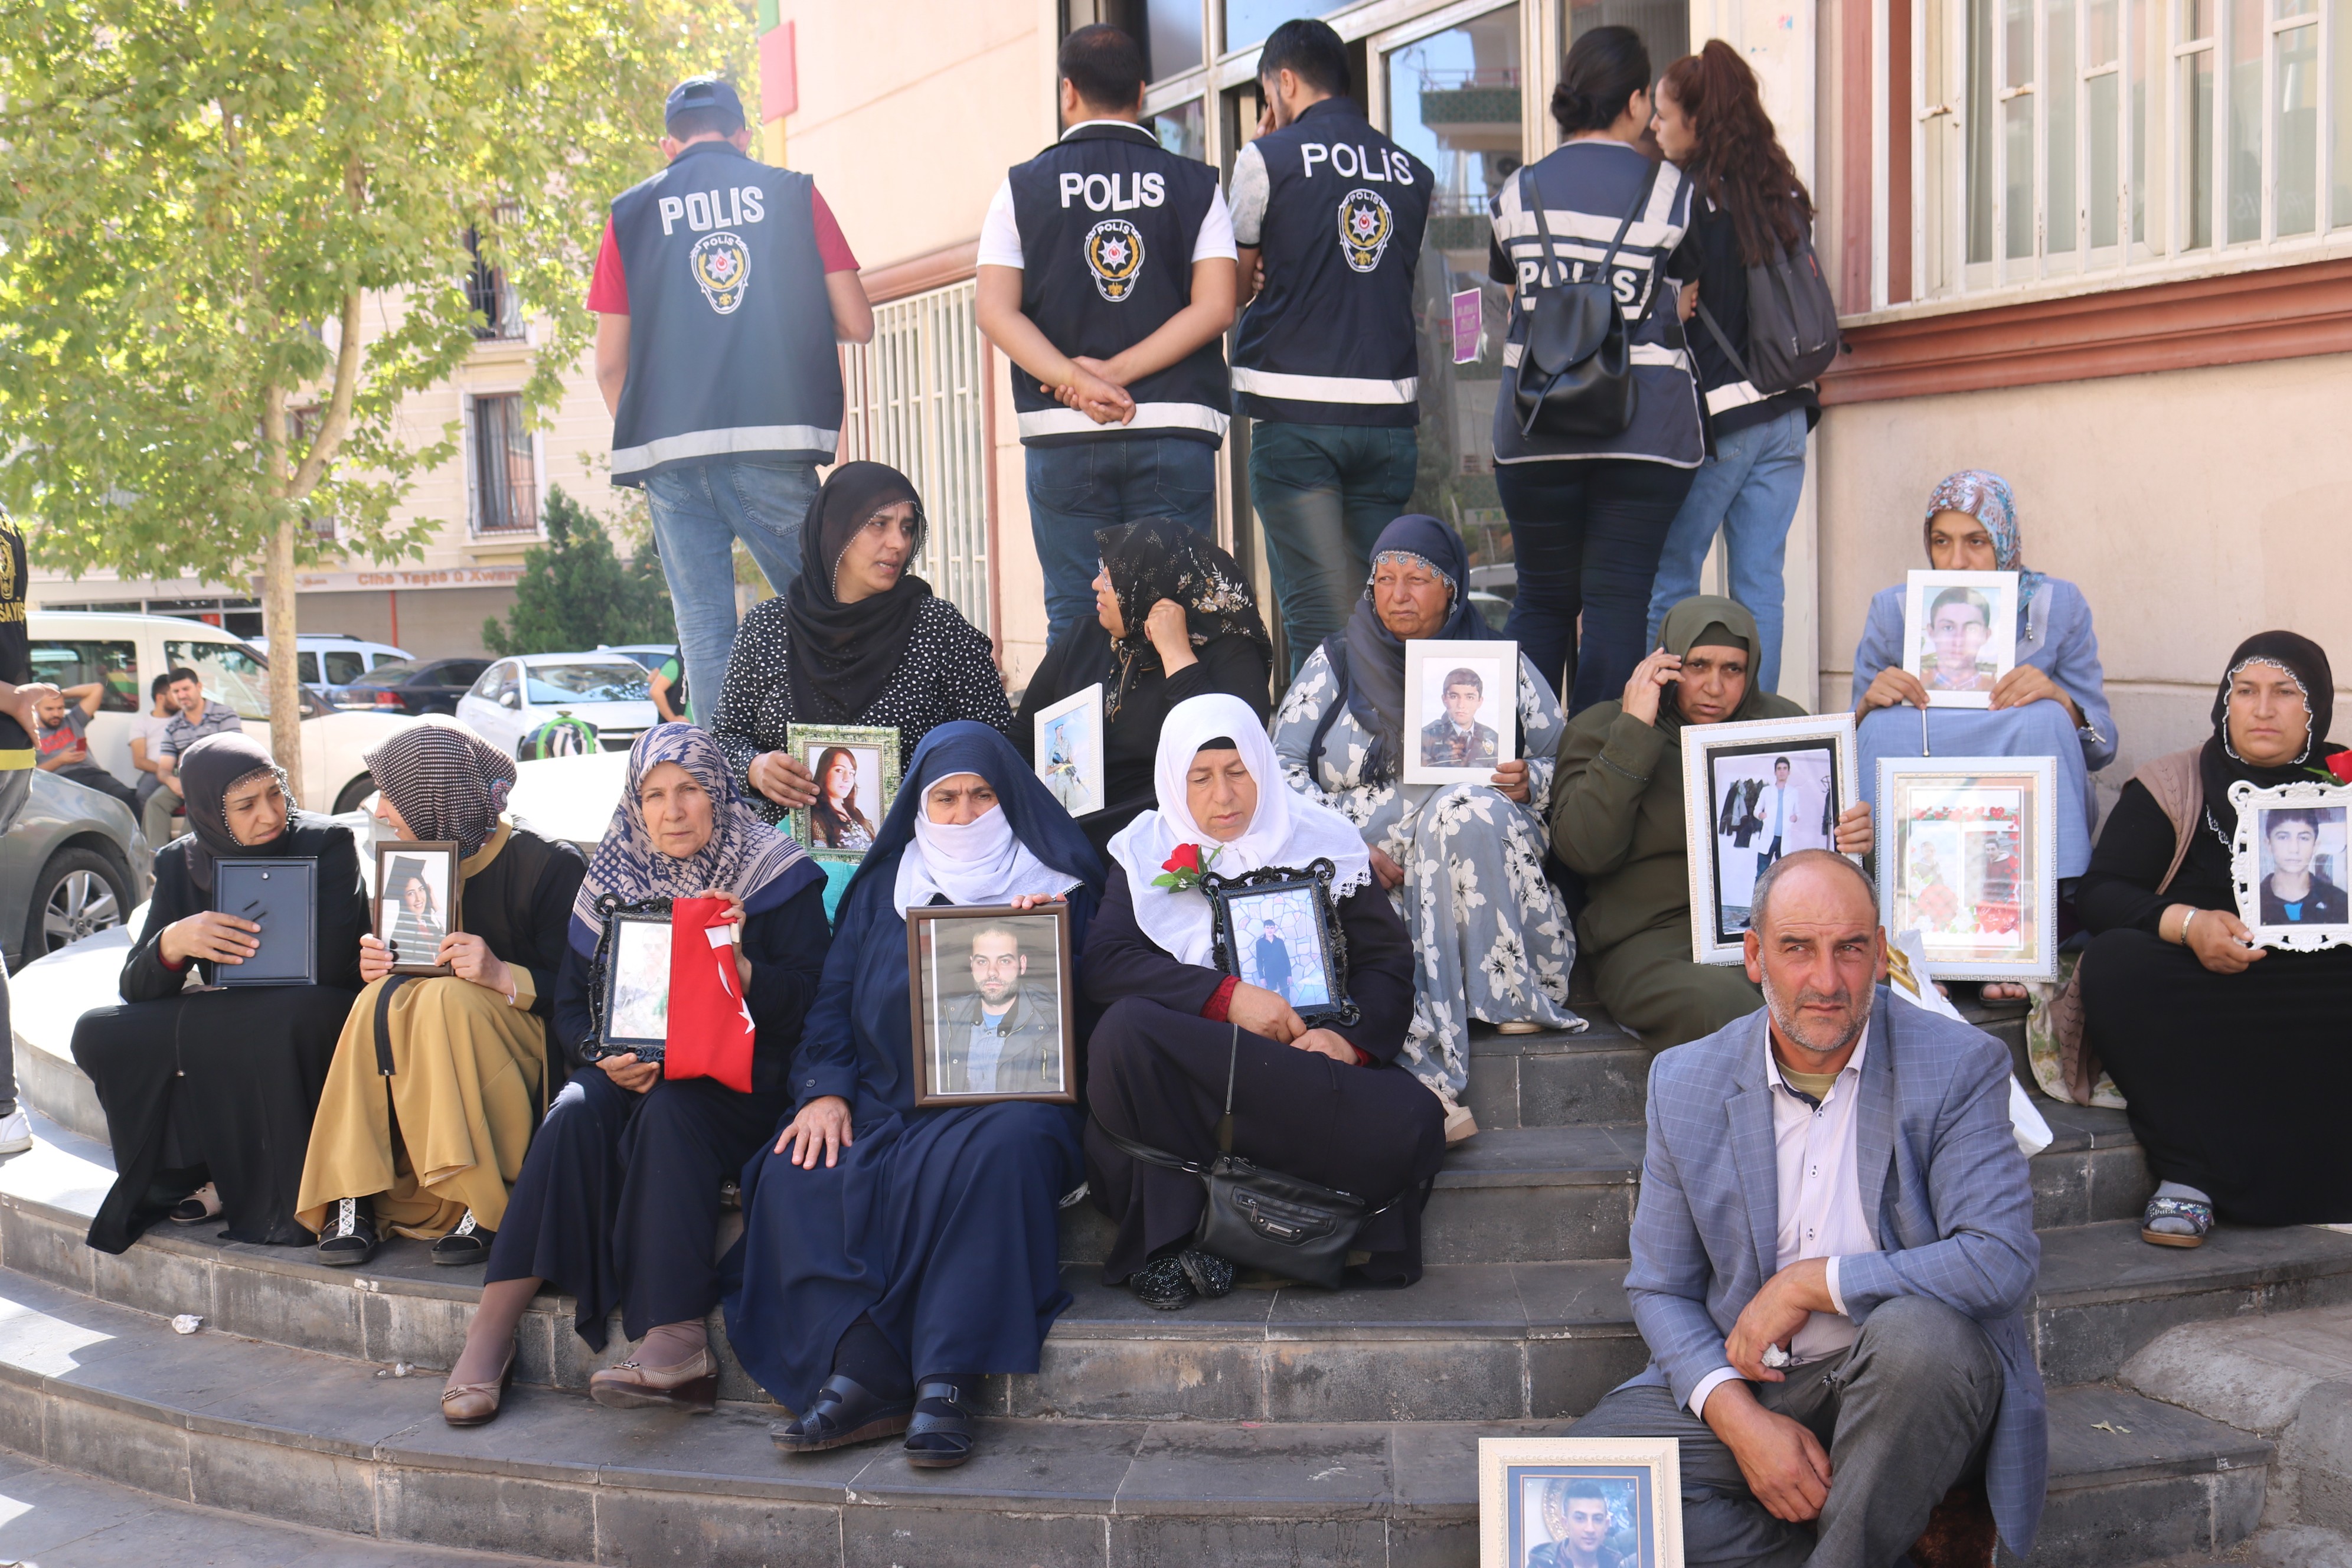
29,612,423,815
253,633,410,690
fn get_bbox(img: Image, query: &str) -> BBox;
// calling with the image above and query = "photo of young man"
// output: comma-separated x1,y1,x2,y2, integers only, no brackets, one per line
1420,664,1500,767
2258,807,2347,926
935,920,1063,1096
1920,586,1997,693
1521,1476,1632,1568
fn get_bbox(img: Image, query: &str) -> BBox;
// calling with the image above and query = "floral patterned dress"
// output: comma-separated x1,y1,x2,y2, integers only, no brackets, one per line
1271,646,1584,1100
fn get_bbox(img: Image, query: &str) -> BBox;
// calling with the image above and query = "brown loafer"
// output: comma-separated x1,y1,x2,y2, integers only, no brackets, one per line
440,1344,516,1427
589,1348,718,1413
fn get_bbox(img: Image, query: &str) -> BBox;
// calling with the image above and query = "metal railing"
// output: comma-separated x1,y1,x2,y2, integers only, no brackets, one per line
837,279,992,636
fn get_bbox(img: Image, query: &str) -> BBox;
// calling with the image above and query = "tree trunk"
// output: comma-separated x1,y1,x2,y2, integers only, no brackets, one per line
264,508,304,805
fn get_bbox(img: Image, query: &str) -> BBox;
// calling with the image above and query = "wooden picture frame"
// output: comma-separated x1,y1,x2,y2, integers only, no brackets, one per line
1900,569,2019,710
1403,638,1520,785
1034,682,1106,818
212,858,318,987
1679,714,1860,965
1201,858,1360,1027
906,902,1077,1106
1478,1436,1684,1568
2228,779,2352,952
587,894,672,1062
374,840,461,977
1876,757,2060,982
788,723,902,864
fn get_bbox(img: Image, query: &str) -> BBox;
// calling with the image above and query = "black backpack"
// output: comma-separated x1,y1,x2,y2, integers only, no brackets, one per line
1507,164,1658,440
1694,221,1841,397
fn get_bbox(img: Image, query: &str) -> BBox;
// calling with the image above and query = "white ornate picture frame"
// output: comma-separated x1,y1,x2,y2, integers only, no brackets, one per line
1680,713,1860,965
1877,757,2060,982
2229,779,2352,952
1479,1436,1684,1568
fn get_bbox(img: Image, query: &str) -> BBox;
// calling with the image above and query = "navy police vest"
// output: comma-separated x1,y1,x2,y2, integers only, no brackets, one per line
607,140,843,486
1005,123,1229,447
1232,100,1432,428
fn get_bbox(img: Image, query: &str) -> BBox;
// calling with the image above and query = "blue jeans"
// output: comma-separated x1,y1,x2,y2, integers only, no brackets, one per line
1644,407,1810,694
641,458,819,730
1025,436,1219,646
1247,421,1419,681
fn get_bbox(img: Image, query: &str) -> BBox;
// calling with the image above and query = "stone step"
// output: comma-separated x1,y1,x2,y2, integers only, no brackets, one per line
0,1259,2269,1567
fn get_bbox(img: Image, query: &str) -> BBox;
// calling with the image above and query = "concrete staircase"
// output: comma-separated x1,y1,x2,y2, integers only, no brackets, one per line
1,946,2343,1565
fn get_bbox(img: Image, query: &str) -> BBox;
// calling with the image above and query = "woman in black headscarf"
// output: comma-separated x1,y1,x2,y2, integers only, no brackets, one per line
71,733,370,1252
712,462,1012,835
1012,518,1273,856
295,722,586,1269
2076,632,2352,1247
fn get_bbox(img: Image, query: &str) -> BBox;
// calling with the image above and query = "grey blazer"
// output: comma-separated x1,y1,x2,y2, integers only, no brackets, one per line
1619,988,2046,1556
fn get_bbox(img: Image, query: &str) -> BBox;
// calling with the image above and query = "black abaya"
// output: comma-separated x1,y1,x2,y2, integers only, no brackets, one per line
76,815,368,1252
1080,865,1446,1284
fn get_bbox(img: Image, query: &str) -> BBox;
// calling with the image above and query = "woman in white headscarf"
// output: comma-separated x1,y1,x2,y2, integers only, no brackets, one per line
1080,694,1446,1311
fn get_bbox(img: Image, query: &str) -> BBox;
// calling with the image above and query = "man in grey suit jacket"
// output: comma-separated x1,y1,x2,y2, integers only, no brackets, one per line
1573,850,2044,1567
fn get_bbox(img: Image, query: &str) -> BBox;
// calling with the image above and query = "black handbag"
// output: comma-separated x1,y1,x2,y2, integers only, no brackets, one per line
1508,162,1659,440
1092,1024,1387,1291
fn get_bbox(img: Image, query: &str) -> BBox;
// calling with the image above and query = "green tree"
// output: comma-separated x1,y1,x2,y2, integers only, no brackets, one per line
482,486,675,656
0,0,749,794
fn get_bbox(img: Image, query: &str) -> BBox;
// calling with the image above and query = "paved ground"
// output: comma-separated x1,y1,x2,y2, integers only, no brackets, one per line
0,1445,548,1566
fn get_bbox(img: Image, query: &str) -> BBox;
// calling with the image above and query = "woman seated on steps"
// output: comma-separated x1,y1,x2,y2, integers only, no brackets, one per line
437,724,830,1426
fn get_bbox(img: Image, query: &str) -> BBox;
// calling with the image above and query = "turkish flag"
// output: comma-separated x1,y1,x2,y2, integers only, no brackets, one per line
663,896,756,1092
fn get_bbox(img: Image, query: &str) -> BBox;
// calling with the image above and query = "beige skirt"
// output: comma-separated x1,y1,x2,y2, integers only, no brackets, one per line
296,975,546,1239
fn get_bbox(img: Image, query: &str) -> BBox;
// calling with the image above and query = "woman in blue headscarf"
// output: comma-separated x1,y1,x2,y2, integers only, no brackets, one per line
730,722,1104,1471
1270,515,1582,1121
436,724,831,1427
1851,471,2118,994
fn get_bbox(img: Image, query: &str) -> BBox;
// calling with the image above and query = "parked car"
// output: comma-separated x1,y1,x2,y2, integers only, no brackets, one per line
254,633,410,690
0,767,149,969
28,611,424,816
456,654,658,758
597,643,678,674
331,655,495,717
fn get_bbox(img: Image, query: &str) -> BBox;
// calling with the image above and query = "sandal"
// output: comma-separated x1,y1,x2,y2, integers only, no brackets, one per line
2141,1194,2214,1249
430,1211,494,1268
168,1182,223,1225
770,1373,914,1454
903,1380,974,1469
589,1348,717,1413
440,1343,517,1427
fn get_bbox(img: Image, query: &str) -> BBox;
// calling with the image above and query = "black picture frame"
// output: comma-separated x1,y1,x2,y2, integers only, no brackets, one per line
213,858,318,987
586,894,671,1063
1201,858,1359,1028
373,839,461,977
904,902,1078,1107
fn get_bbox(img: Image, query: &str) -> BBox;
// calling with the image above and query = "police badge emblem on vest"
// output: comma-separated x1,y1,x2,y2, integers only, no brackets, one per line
689,231,753,315
1338,190,1394,273
1083,218,1146,302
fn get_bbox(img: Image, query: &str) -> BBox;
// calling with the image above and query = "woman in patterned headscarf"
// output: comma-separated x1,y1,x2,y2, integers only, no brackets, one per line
1850,471,2119,990
296,720,586,1269
1013,518,1274,856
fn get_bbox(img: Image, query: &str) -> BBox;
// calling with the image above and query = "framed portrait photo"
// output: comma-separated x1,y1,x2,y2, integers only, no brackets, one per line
1403,638,1519,785
1876,757,2058,981
1680,714,1859,965
788,724,901,864
589,900,673,1061
211,858,318,988
2228,780,2352,952
907,903,1077,1106
1479,1436,1683,1568
1034,682,1106,818
1901,569,2018,709
1201,859,1359,1027
374,840,460,976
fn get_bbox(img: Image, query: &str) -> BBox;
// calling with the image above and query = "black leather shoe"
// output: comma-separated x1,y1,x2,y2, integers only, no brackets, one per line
903,1380,974,1469
318,1197,378,1267
432,1212,493,1266
1178,1249,1235,1301
1129,1255,1194,1311
770,1373,914,1454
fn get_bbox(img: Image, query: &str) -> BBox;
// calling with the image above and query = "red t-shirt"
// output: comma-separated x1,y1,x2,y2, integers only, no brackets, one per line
587,185,858,313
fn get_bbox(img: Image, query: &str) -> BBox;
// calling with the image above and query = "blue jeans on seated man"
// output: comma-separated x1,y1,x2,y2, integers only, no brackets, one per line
1247,422,1419,682
1025,436,1219,648
642,458,819,730
1644,406,1810,695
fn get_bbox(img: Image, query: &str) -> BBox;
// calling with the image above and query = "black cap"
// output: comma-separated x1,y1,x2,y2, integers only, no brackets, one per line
665,76,745,132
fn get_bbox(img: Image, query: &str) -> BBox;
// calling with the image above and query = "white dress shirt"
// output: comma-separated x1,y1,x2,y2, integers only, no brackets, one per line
1688,1023,1881,1418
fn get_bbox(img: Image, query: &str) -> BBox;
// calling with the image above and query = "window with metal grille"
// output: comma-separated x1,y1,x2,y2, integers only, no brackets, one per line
465,227,525,341
1899,0,2351,302
837,280,994,635
468,393,538,535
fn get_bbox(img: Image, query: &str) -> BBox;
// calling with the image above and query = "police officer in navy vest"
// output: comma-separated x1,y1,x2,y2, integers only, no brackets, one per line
589,77,875,727
1230,20,1433,680
975,25,1239,646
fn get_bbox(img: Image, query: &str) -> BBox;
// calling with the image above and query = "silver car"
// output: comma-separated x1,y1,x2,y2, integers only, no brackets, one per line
0,770,149,970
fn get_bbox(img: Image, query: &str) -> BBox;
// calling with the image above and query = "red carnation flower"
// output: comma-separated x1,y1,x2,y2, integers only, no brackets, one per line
2328,752,2352,786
